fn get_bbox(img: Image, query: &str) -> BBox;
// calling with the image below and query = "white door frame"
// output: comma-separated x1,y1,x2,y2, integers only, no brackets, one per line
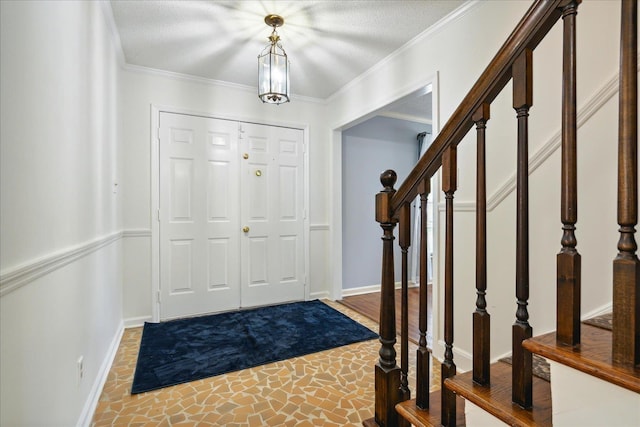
329,71,441,302
150,104,310,322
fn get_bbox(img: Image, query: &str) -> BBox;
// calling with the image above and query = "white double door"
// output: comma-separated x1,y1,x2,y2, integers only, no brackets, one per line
159,112,305,320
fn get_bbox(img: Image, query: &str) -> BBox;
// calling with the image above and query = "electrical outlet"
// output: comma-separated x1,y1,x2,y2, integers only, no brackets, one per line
77,356,84,384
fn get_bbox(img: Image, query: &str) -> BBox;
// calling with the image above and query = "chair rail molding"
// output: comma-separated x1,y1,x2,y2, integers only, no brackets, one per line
310,223,330,231
0,228,151,297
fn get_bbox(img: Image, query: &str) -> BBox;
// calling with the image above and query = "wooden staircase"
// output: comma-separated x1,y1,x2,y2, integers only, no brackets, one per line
363,1,639,426
390,313,640,427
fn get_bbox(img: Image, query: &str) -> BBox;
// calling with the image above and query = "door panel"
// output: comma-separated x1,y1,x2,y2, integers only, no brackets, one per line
207,238,230,290
240,123,305,307
169,239,193,293
159,112,240,319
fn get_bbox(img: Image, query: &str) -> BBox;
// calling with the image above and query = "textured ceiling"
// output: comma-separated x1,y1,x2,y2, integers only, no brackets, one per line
109,0,466,100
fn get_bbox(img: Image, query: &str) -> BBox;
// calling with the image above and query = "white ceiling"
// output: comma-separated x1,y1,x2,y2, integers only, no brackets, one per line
109,0,466,101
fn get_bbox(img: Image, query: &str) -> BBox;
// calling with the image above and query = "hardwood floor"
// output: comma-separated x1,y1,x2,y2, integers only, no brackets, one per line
339,285,431,345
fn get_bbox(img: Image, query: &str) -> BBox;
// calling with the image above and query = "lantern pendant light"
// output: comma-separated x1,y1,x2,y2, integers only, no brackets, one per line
258,14,290,104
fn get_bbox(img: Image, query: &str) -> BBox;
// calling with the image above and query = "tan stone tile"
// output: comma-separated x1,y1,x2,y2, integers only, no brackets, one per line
281,402,298,415
252,399,270,413
265,413,288,425
170,412,189,424
270,399,285,412
216,401,239,413
215,412,235,425
199,412,221,424
247,414,262,427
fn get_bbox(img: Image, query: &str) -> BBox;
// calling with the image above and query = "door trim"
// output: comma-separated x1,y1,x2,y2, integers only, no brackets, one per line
150,104,310,322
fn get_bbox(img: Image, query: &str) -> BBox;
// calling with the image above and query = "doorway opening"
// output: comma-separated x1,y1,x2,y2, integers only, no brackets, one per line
332,77,439,347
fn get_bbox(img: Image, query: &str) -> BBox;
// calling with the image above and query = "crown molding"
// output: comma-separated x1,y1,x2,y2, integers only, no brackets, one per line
122,63,326,105
326,1,481,104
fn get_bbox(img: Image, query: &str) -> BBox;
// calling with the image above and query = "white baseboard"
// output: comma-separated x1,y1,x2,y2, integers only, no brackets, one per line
76,321,124,427
341,281,419,298
582,302,612,320
310,290,331,300
124,315,153,328
341,284,383,297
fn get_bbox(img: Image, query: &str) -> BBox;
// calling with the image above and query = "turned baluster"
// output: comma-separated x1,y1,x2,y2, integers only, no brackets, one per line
399,203,411,407
473,103,491,386
416,178,431,410
613,0,639,367
512,49,533,409
374,170,402,427
441,146,457,427
557,0,582,347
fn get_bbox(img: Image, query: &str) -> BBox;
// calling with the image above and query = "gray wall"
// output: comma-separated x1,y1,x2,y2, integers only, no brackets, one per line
342,116,430,290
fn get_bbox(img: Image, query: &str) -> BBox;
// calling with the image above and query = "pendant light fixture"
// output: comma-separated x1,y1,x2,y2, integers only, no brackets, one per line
258,14,290,104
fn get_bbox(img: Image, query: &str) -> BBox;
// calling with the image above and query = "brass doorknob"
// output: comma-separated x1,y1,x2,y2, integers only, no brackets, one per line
255,170,262,177
243,153,249,159
242,226,250,233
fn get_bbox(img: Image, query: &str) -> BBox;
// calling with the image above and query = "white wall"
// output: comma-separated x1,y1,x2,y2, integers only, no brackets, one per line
327,0,623,369
342,116,427,290
119,69,331,322
0,1,123,425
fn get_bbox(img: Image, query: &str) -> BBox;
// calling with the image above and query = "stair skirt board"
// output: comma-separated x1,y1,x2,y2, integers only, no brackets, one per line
549,361,640,427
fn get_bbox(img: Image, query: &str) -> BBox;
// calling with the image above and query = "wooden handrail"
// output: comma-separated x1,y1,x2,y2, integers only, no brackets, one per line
390,0,569,214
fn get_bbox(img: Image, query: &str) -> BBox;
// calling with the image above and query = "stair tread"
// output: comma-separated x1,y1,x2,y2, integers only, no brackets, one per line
524,323,640,393
395,392,466,427
582,312,612,331
445,361,552,427
498,353,551,382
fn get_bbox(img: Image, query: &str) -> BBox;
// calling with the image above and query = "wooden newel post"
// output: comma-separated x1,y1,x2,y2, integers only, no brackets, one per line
374,169,402,427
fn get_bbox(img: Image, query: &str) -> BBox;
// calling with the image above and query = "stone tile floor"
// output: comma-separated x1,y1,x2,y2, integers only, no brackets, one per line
92,300,439,426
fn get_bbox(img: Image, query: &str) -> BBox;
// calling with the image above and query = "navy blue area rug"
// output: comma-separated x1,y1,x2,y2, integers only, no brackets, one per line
131,300,377,394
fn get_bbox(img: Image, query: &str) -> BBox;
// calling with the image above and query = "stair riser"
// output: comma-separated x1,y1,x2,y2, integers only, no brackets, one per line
465,401,509,427
549,361,640,427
